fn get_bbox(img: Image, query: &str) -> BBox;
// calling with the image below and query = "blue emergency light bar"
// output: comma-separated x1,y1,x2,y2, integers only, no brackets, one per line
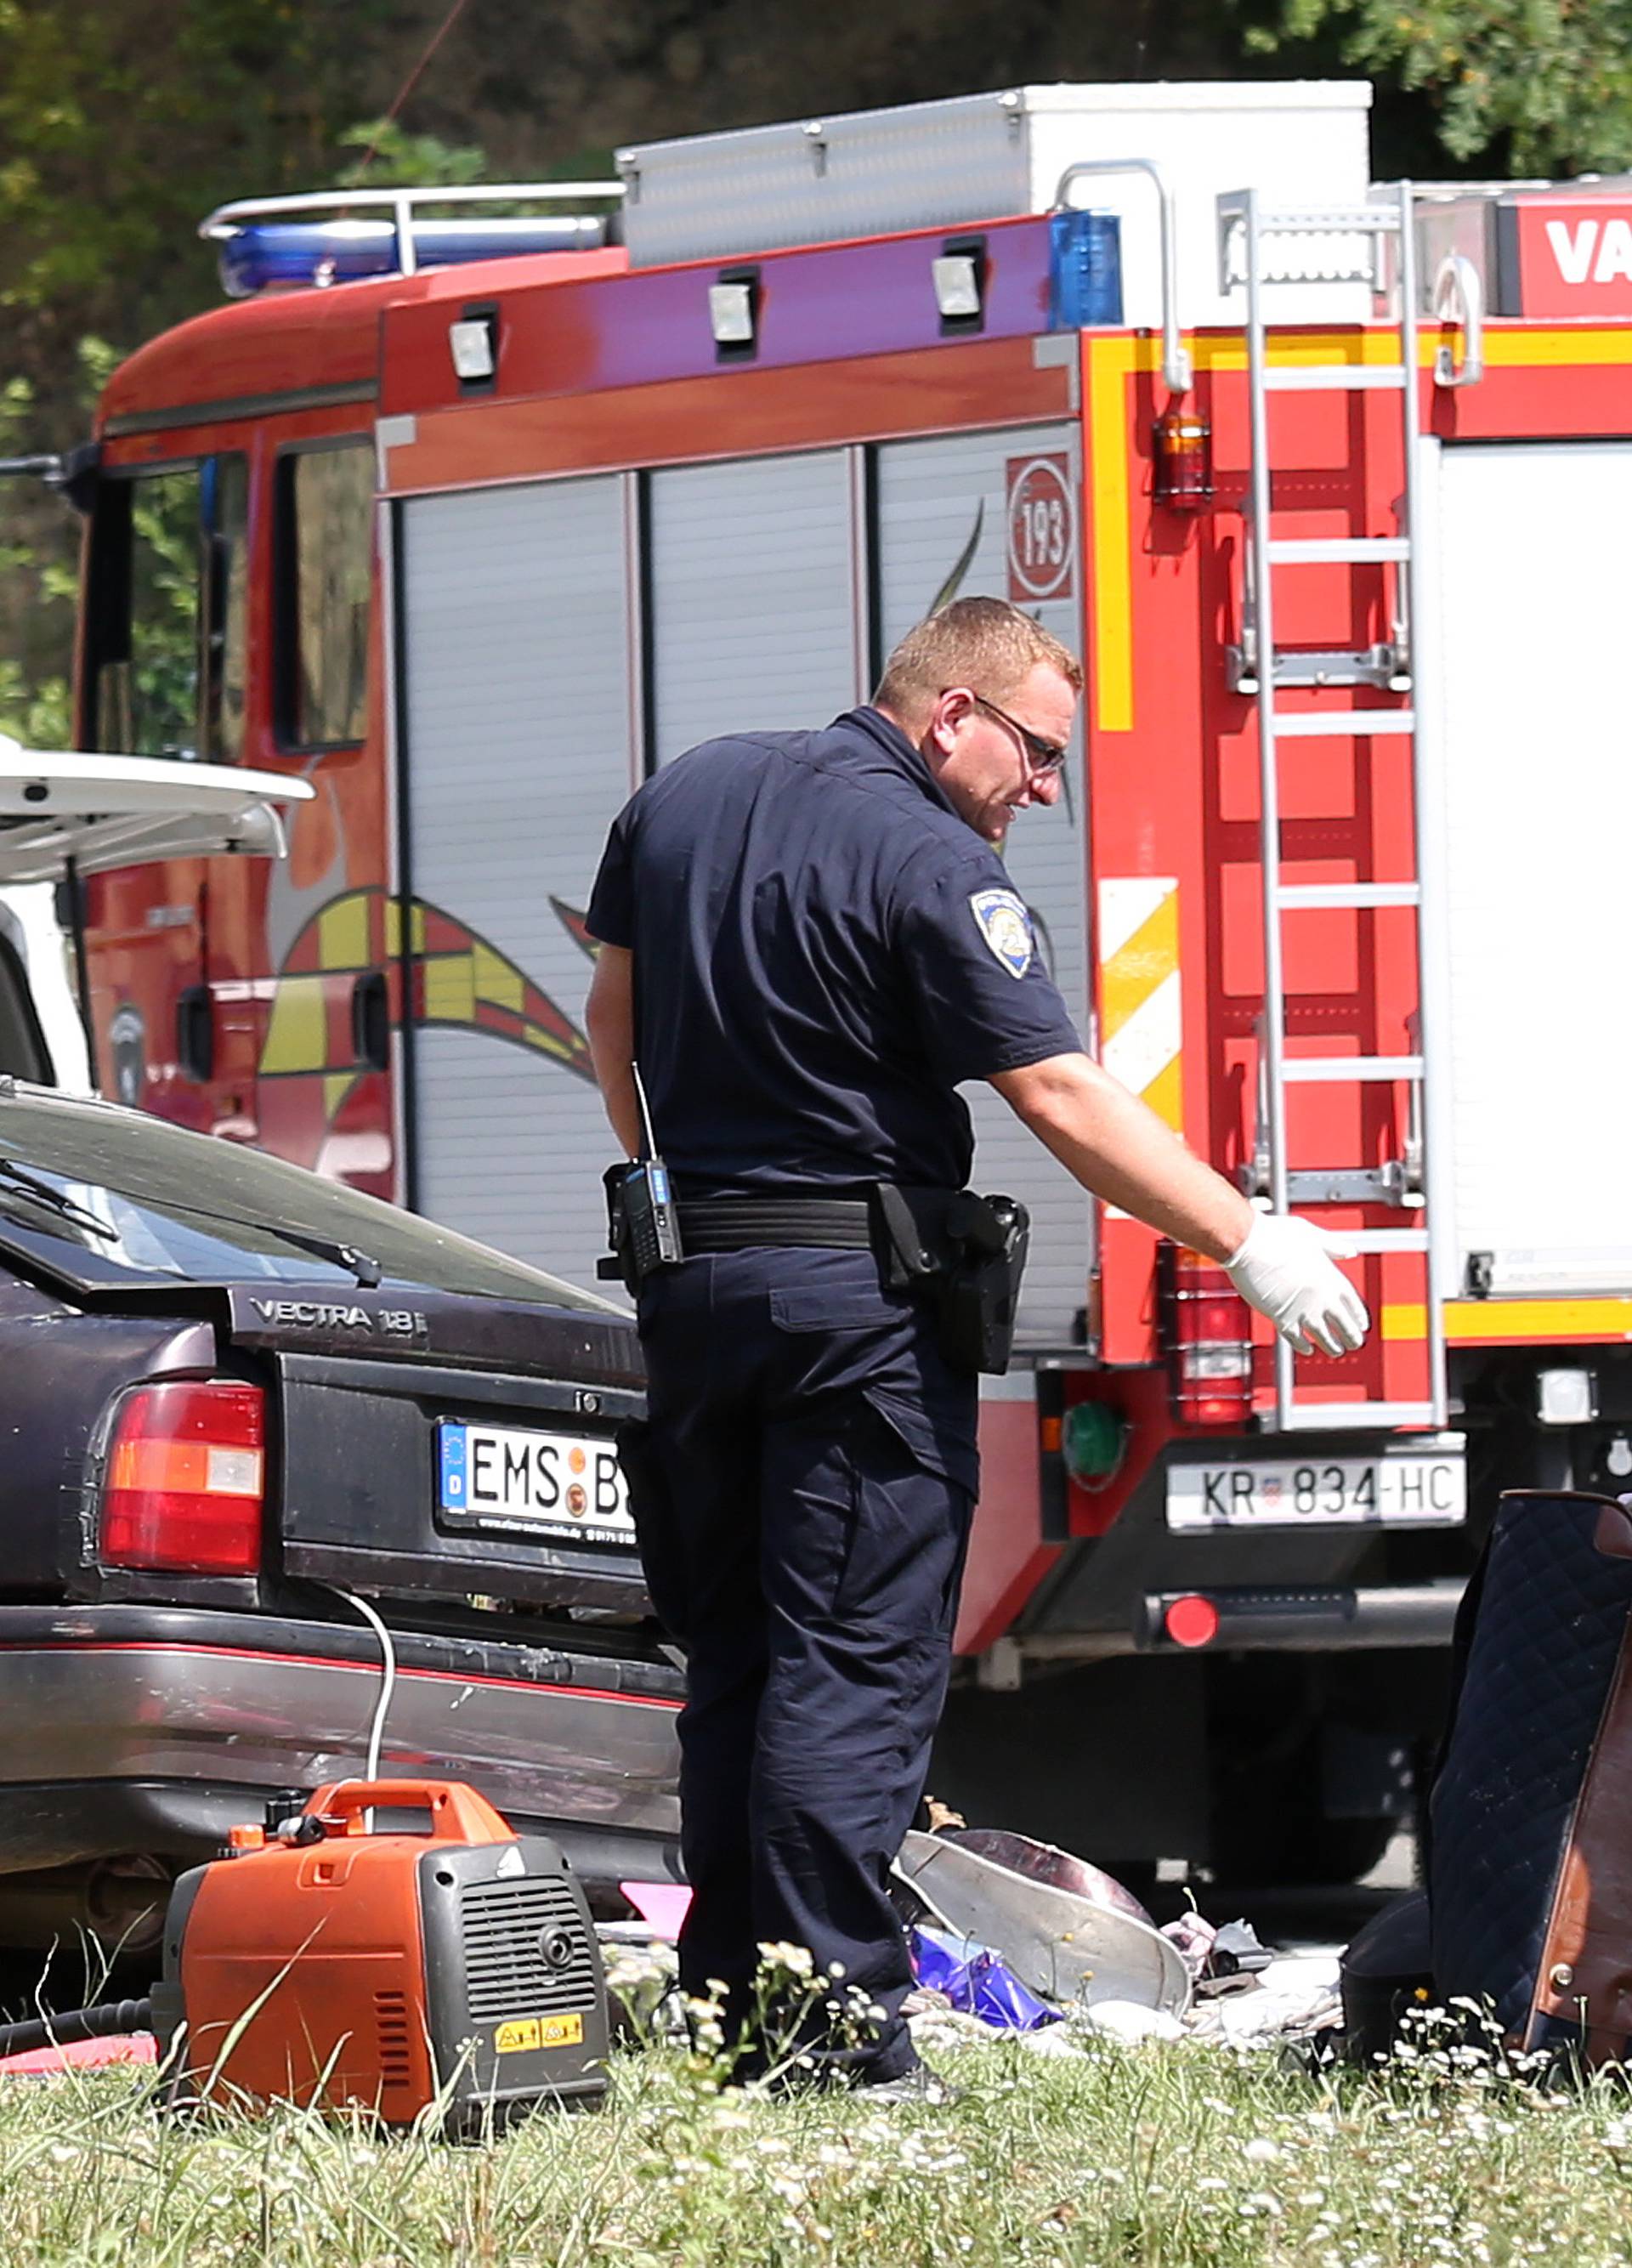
215,217,614,298
201,184,623,298
1047,209,1122,329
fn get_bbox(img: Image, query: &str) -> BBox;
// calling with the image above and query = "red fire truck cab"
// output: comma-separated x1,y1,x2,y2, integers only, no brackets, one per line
65,82,1632,1877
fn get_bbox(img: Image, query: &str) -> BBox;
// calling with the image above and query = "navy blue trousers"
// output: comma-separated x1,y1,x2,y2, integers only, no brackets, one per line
633,1248,978,2083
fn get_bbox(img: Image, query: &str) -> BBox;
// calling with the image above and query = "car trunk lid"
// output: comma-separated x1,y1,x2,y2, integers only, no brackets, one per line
224,1285,650,1618
0,741,314,884
221,1281,638,1386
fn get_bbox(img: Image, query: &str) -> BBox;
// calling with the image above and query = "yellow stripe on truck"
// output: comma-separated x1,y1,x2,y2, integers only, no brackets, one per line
1088,336,1135,734
1384,1298,1632,1344
1098,878,1183,1131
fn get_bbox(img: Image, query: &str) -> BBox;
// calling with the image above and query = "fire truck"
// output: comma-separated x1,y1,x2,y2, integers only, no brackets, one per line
56,79,1632,1878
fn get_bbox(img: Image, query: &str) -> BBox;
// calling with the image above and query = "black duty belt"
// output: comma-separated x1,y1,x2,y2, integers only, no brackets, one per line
634,1183,1030,1375
674,1197,875,1253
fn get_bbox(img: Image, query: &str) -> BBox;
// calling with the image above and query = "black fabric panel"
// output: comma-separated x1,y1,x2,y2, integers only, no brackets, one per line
1430,1493,1632,2033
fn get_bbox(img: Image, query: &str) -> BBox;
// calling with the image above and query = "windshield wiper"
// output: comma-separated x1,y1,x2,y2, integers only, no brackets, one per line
156,1199,384,1287
0,1159,118,1239
249,1223,384,1288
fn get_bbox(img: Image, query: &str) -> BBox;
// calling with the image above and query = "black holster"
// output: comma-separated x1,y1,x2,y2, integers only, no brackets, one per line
598,1165,636,1292
871,1184,1030,1375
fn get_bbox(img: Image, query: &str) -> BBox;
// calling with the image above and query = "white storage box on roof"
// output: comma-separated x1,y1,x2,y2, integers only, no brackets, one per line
615,82,1376,327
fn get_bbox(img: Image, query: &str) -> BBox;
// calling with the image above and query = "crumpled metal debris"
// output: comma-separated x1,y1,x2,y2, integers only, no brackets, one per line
600,1829,1343,2064
897,1823,1340,2054
895,1829,1192,2020
931,1826,1156,1925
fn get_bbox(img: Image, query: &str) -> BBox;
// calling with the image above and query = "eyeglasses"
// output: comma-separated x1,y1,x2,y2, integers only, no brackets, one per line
961,691,1071,775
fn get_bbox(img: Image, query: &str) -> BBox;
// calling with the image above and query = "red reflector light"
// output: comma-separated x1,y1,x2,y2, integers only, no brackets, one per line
1164,1594,1221,1649
1160,1243,1255,1426
100,1381,265,1575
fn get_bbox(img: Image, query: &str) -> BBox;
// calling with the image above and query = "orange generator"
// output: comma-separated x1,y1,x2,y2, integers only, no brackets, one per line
150,1778,609,2127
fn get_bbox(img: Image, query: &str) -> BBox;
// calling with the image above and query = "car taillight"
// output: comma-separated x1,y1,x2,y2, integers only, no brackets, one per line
1159,1243,1254,1427
100,1381,265,1575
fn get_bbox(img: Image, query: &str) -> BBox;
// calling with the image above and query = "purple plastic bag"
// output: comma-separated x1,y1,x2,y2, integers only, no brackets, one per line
910,1923,1062,2031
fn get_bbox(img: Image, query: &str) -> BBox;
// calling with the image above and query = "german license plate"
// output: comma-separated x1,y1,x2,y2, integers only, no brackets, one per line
437,1421,634,1547
1166,1451,1465,1531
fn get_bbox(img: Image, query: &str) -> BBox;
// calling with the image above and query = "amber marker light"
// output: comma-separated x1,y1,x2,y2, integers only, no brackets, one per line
1153,406,1214,511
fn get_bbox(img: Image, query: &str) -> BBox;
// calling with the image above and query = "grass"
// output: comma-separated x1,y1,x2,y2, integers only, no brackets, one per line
0,2019,1629,2265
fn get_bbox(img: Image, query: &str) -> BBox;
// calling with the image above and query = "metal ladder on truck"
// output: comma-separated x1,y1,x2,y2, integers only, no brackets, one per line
1216,183,1447,1435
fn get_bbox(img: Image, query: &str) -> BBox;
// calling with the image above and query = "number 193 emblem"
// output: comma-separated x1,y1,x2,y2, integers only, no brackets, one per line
1006,454,1076,602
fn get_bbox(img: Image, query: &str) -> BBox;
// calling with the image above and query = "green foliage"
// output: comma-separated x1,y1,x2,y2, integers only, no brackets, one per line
0,1,395,353
0,354,87,748
0,656,69,748
0,2022,1624,2263
0,331,183,751
337,117,489,190
0,3,401,744
1249,0,1632,171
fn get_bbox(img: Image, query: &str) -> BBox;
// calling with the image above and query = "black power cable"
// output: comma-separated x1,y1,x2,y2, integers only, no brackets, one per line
0,1995,151,2060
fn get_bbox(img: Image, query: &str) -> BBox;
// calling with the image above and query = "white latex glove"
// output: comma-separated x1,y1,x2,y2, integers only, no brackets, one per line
1224,1211,1370,1358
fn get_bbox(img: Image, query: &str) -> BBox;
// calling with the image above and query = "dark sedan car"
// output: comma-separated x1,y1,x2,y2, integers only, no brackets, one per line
0,1079,679,1966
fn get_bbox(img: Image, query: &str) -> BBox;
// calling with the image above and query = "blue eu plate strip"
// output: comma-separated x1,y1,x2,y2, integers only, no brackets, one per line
439,1422,468,1509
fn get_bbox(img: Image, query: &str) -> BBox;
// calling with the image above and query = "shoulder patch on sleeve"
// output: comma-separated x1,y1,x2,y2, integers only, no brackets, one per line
969,887,1035,979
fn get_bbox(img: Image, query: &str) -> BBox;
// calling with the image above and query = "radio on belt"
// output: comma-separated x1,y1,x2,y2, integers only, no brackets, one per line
620,1156,683,1273
598,1063,684,1290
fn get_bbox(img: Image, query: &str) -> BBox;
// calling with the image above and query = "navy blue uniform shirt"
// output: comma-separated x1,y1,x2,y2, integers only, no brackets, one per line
585,706,1082,1194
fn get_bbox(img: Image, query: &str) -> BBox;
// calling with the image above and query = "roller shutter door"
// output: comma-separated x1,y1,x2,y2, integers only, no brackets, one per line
400,475,633,1295
648,451,860,763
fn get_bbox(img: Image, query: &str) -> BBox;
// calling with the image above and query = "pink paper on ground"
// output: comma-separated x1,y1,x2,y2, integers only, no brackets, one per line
0,2032,156,2075
620,1880,693,1939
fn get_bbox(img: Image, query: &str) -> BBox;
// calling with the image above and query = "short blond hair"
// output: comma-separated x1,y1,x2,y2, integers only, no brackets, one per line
875,596,1083,719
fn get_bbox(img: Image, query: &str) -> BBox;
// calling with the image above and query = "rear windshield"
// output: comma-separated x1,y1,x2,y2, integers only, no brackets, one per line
0,1086,612,1307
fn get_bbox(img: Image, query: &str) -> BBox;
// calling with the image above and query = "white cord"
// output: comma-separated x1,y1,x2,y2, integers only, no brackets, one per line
326,1585,397,1784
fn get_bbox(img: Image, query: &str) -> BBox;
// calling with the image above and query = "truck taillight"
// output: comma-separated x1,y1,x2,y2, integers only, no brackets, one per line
1159,1245,1254,1427
101,1381,265,1575
1164,1594,1221,1649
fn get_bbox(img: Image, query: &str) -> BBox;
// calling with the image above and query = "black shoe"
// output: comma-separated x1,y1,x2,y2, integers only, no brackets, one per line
856,2060,962,2107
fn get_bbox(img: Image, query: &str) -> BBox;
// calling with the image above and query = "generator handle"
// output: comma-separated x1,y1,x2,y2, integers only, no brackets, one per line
306,1778,514,1844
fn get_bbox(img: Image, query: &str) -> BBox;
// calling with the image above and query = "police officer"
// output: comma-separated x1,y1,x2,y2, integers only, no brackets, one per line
584,597,1367,2096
